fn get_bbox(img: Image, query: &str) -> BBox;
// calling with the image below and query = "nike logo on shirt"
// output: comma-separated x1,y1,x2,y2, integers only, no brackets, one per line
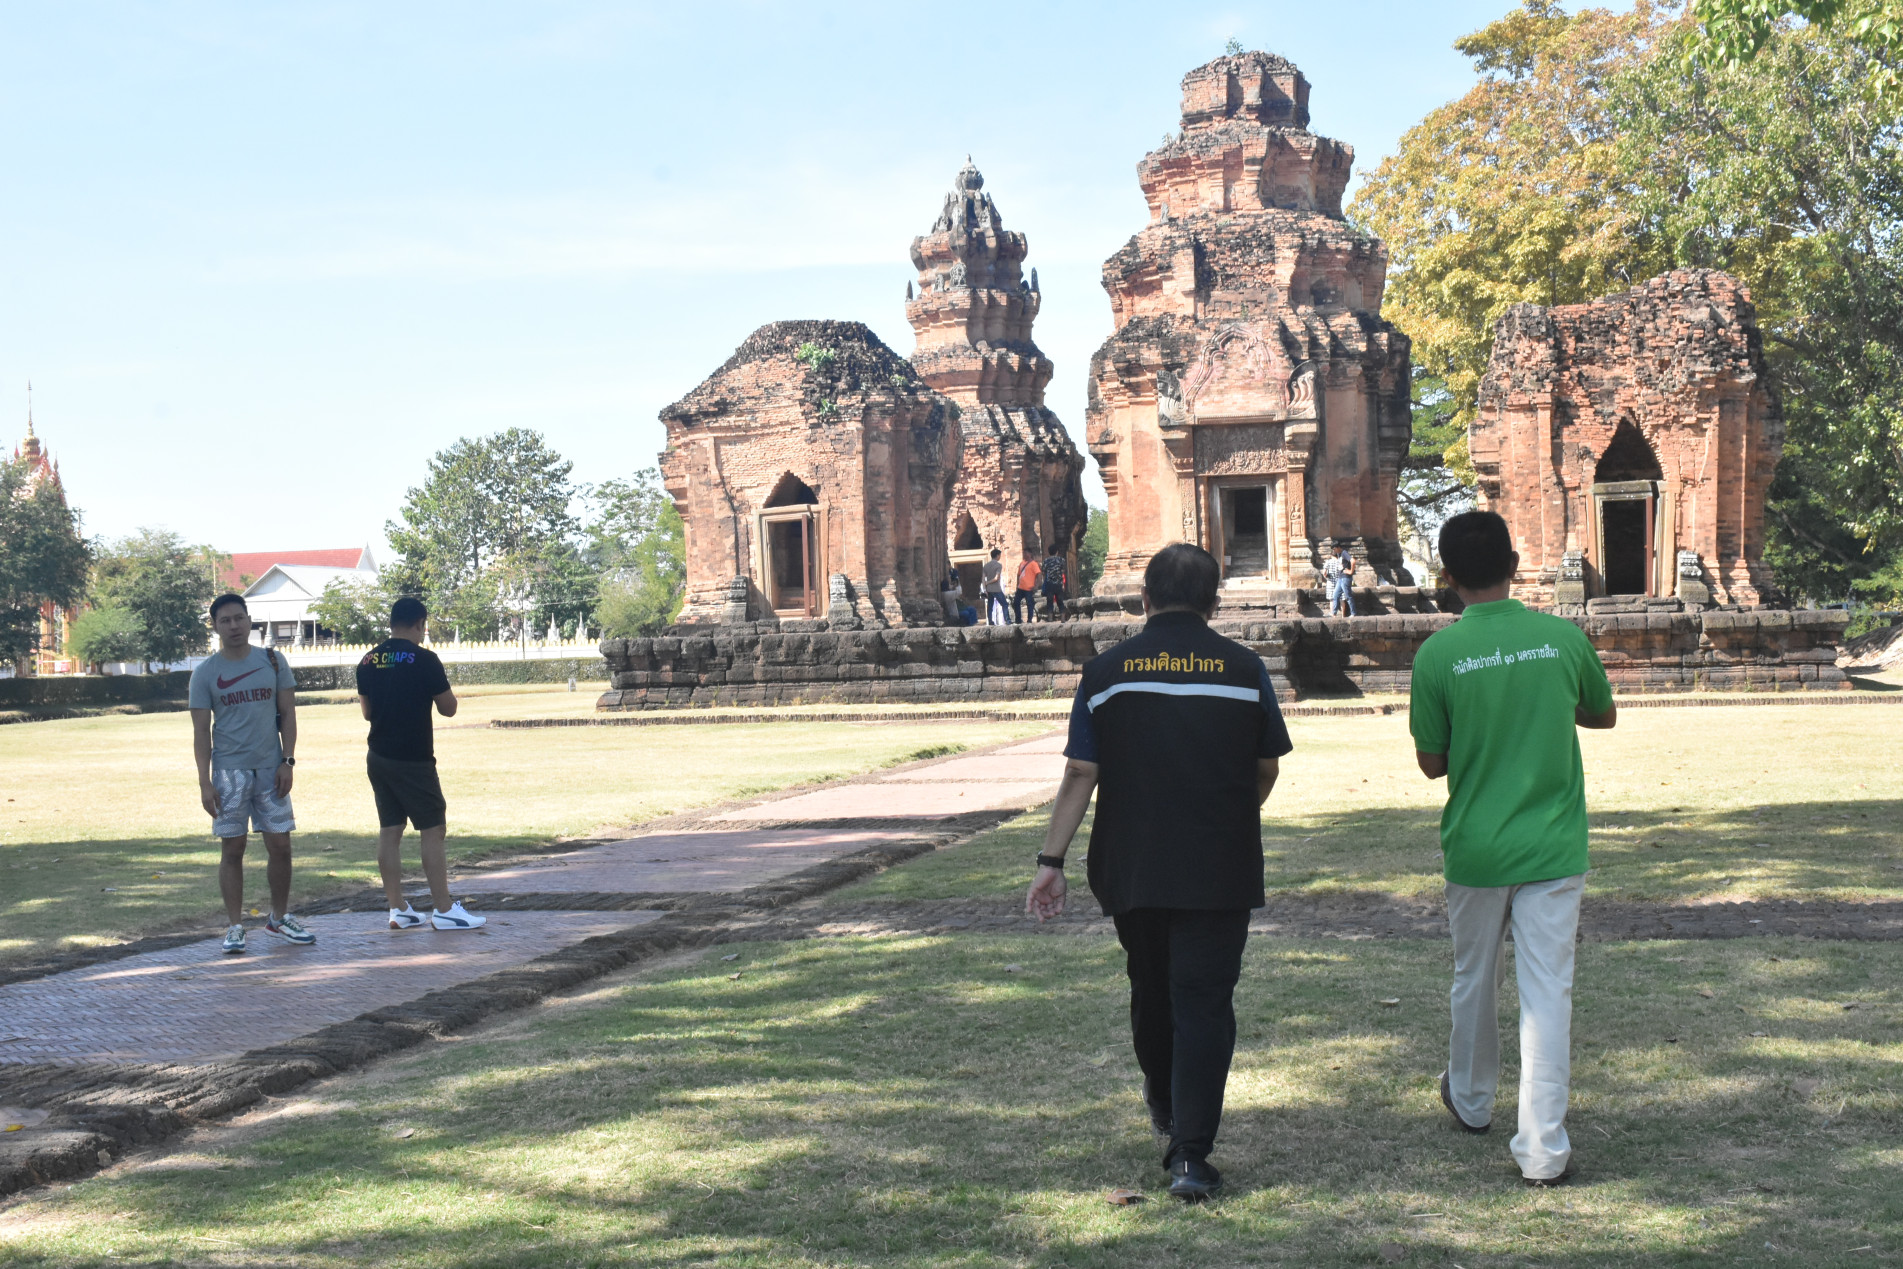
216,667,263,690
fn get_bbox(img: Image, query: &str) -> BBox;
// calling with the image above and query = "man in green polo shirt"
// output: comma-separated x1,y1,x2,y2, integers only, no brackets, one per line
1411,511,1616,1186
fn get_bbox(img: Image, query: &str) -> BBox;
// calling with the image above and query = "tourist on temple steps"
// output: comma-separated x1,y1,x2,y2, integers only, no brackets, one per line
1026,543,1291,1202
1040,548,1068,621
357,597,485,932
1012,551,1043,623
1325,545,1358,617
940,564,962,625
1411,510,1617,1187
981,547,1010,625
189,593,314,954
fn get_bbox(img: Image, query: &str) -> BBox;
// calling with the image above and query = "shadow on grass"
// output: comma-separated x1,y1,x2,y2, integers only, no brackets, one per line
834,800,1903,910
19,937,1899,1267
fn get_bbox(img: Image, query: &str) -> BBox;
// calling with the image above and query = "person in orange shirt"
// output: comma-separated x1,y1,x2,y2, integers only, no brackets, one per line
1012,552,1043,623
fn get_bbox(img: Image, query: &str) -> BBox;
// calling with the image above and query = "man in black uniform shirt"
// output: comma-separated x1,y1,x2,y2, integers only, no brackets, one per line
1026,543,1291,1201
356,597,485,932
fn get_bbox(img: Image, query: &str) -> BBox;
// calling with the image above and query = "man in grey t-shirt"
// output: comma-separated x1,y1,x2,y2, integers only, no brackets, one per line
188,593,314,954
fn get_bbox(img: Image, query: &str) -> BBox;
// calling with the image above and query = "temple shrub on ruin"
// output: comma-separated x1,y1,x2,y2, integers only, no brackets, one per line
659,320,961,627
906,161,1087,593
1086,52,1412,601
1472,269,1784,609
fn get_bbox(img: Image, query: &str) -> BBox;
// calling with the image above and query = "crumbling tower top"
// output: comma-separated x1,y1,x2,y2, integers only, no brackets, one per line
1140,52,1354,221
905,159,1050,409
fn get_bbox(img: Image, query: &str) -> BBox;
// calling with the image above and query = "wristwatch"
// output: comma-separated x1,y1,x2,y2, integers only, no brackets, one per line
282,758,297,766
1036,853,1066,869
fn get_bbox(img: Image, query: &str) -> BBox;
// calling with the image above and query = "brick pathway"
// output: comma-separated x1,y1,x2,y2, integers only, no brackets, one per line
708,735,1067,823
464,829,894,893
0,912,661,1065
0,732,1067,1071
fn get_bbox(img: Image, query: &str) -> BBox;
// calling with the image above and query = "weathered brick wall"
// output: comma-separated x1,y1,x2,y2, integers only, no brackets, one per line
660,320,960,627
1472,269,1783,606
598,609,1848,708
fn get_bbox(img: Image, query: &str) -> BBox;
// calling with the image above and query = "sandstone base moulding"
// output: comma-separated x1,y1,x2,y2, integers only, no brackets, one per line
598,608,1849,710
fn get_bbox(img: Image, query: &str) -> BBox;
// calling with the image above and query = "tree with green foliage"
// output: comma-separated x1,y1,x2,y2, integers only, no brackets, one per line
1354,0,1903,602
385,429,582,637
1399,370,1475,572
0,453,92,671
66,605,145,668
310,575,389,644
589,469,685,638
1687,0,1902,96
1076,507,1109,596
90,530,223,669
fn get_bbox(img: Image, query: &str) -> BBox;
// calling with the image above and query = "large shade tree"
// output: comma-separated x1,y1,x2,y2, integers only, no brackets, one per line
1352,0,1903,603
385,429,583,637
89,530,224,669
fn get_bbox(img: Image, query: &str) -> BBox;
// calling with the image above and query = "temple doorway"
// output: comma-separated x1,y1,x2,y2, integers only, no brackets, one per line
1215,484,1274,580
948,513,988,603
1592,421,1664,596
761,474,822,616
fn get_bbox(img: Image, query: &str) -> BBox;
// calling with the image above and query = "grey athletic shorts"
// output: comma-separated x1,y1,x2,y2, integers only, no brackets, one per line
366,752,447,831
210,767,295,838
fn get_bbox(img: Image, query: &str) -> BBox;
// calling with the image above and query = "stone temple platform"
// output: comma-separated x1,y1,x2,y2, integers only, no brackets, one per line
598,608,1850,710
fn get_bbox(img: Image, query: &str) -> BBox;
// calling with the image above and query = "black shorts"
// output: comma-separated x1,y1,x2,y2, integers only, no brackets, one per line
366,751,447,831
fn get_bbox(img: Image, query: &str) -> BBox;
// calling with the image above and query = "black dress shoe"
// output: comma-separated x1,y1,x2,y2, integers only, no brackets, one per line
1167,1157,1223,1202
1440,1070,1490,1134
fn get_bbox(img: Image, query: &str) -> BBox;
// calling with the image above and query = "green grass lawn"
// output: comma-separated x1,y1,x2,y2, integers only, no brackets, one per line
835,704,1903,909
2,934,1896,1267
0,694,1047,965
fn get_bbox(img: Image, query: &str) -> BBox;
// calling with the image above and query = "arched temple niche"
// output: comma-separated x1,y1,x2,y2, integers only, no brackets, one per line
949,511,986,602
1590,419,1666,598
765,473,819,507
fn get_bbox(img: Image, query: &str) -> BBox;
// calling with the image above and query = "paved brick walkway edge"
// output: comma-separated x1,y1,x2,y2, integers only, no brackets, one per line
0,833,952,1198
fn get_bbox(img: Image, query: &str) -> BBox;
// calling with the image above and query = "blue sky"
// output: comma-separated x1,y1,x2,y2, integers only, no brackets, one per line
0,1,1514,555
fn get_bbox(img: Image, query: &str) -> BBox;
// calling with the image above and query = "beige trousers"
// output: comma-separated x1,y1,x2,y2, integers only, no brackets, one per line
1444,872,1584,1181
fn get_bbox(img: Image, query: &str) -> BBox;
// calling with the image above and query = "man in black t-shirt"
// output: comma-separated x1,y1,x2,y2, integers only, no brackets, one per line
356,596,485,932
1026,543,1292,1202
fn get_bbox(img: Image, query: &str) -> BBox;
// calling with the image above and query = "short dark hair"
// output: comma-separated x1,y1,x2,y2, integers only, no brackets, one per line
209,593,248,621
390,596,428,628
990,548,1001,559
1438,511,1516,590
1143,542,1220,613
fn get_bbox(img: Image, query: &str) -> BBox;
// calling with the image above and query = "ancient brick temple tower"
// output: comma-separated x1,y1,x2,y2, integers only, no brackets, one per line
1472,269,1783,608
659,321,961,627
905,160,1087,593
1086,52,1411,601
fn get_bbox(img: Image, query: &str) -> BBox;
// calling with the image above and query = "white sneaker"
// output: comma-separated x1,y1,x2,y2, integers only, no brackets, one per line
389,906,428,930
222,923,246,954
430,901,485,931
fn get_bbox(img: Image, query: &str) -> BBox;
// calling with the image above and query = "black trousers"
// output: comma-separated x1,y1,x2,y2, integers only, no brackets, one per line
1112,906,1251,1166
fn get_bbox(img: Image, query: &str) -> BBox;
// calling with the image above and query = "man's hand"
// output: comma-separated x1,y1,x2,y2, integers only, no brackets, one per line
1027,865,1067,921
274,762,294,797
200,779,219,818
